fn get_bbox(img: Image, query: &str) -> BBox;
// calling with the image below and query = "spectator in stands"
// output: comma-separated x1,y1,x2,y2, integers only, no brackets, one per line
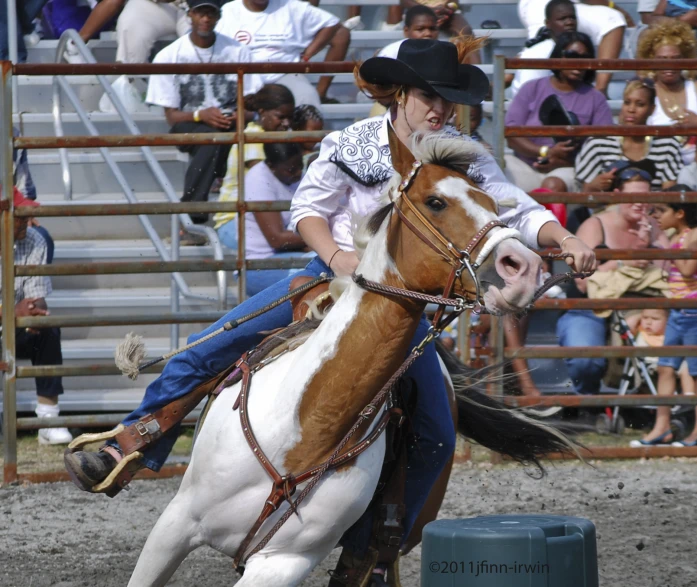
344,4,403,33
678,151,697,187
43,0,115,41
235,142,308,296
378,5,439,59
651,0,697,26
518,0,628,95
396,1,479,62
504,32,613,193
13,127,55,263
146,0,263,239
0,187,71,445
215,84,296,251
575,79,683,191
0,0,48,61
639,0,662,24
638,20,697,165
62,0,125,62
216,0,350,107
633,197,697,445
508,0,625,97
291,104,325,169
557,170,669,394
114,0,189,64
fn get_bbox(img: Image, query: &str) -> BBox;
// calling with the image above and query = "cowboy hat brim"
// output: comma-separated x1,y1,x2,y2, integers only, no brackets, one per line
359,57,489,106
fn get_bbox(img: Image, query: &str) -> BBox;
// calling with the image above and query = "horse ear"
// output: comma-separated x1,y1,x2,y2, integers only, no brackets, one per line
387,123,416,178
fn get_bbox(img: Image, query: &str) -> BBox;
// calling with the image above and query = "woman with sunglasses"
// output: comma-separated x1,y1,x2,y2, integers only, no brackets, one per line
576,79,683,192
504,31,613,194
558,169,670,395
637,20,697,165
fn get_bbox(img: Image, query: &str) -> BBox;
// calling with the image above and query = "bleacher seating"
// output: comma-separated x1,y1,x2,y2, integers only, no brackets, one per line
5,0,646,413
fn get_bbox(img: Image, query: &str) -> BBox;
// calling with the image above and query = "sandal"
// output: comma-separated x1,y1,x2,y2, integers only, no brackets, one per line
629,430,673,447
671,440,697,447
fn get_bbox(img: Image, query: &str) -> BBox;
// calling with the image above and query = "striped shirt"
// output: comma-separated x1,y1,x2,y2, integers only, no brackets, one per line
575,136,683,189
668,229,697,299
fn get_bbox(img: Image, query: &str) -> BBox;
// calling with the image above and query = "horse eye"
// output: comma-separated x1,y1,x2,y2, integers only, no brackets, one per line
425,196,447,211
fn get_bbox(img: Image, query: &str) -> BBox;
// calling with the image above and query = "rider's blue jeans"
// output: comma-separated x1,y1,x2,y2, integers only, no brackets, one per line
114,256,455,543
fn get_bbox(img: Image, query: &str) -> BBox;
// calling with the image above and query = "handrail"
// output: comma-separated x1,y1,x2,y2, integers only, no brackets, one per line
52,30,227,309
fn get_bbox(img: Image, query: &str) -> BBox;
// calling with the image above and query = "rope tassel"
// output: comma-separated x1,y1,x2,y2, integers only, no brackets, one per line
115,332,148,380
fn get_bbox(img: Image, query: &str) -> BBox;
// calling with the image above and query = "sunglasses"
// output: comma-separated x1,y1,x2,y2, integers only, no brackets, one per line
562,50,591,59
617,167,653,183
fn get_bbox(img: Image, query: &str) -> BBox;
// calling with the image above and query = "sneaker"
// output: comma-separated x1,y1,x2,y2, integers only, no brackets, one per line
380,21,403,31
180,231,208,246
64,450,117,491
38,426,73,445
343,15,364,31
63,39,86,64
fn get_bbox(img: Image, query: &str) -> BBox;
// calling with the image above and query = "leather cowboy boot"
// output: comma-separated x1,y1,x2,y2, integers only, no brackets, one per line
64,449,117,491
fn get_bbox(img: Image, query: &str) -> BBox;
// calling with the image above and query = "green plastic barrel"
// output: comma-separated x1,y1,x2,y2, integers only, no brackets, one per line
421,515,598,587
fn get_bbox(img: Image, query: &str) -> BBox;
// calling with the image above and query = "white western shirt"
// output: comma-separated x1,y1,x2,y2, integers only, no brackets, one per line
289,114,558,251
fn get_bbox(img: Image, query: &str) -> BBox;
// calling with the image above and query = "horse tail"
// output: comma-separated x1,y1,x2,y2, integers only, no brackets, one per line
436,340,581,473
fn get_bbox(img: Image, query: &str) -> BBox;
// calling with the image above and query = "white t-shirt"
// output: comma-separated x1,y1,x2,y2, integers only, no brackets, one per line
510,39,554,99
216,0,340,84
245,161,298,259
377,40,405,59
146,33,263,111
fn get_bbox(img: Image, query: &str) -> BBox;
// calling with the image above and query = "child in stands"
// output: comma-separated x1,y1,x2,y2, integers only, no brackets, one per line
633,195,697,446
291,105,325,170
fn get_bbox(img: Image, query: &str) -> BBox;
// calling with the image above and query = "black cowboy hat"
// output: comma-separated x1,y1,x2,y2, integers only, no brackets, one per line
359,39,489,106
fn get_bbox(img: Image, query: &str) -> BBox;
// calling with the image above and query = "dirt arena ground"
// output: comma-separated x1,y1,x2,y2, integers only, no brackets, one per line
0,458,695,587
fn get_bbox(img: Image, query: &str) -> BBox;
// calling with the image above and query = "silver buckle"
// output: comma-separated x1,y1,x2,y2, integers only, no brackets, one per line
135,419,161,438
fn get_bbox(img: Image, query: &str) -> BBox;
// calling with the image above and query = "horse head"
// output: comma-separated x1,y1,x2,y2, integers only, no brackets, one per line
379,125,542,315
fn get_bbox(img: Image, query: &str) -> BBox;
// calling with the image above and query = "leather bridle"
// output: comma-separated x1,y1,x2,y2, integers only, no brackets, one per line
357,159,523,314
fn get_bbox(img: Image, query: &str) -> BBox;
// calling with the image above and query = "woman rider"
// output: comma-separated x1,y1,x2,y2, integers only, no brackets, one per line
65,38,595,575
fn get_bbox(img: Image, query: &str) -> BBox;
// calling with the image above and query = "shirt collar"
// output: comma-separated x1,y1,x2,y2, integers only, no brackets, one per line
378,112,392,147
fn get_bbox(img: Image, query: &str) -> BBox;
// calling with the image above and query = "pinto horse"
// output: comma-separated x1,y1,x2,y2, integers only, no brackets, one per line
126,127,572,586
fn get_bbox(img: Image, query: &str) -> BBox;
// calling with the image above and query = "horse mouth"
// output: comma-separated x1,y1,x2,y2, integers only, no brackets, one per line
481,285,533,315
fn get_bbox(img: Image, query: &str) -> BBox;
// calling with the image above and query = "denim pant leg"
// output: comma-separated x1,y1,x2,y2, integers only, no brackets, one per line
117,256,330,470
341,318,456,556
556,310,607,394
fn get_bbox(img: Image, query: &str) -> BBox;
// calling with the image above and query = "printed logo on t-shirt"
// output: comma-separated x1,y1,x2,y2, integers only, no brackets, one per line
235,31,252,45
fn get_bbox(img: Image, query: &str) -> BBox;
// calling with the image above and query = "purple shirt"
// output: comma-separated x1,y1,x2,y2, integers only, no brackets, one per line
505,76,614,166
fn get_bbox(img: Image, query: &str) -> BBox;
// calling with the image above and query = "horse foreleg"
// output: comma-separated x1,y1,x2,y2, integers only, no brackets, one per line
402,370,458,554
235,552,325,587
127,492,202,587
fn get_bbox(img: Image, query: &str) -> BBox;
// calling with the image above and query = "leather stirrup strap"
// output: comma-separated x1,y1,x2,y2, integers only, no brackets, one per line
115,362,239,456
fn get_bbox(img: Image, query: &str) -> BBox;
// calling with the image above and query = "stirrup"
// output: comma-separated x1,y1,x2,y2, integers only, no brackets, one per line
66,424,125,453
65,424,143,495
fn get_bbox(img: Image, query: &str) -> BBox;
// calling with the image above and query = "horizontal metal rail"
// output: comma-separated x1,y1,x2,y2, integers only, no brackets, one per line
13,346,697,378
17,413,198,430
505,346,697,359
10,248,693,278
15,193,697,219
14,61,357,76
15,256,309,276
16,311,226,328
504,395,697,408
14,201,291,217
14,130,329,150
531,298,697,310
525,192,697,205
506,125,697,138
505,58,697,71
17,363,164,378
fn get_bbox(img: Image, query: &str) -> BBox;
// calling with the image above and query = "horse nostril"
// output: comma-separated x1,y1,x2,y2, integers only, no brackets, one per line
500,255,522,276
